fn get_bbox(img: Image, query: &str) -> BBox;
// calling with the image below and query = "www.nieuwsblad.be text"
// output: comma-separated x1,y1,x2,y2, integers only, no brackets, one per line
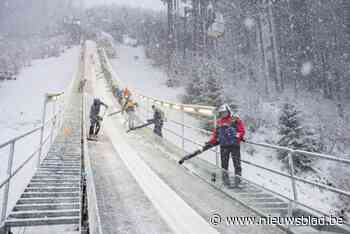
209,213,345,226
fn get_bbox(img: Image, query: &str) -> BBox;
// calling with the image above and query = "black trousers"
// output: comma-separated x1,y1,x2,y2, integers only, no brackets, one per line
89,120,101,136
220,145,242,183
154,121,163,137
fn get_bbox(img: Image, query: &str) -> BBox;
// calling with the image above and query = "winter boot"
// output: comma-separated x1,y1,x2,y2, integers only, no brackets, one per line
222,171,231,187
233,176,242,189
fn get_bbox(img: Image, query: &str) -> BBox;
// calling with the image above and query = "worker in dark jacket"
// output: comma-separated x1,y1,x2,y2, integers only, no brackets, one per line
151,105,165,137
206,104,245,187
89,98,108,138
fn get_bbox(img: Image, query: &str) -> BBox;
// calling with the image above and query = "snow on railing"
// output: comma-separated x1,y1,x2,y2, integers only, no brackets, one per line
98,46,350,229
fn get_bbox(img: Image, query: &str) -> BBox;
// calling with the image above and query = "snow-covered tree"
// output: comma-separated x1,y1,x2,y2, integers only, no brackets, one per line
278,103,321,172
183,66,203,104
201,60,224,107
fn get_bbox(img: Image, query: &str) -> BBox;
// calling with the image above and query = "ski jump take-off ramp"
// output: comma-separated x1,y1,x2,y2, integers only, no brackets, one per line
0,41,349,234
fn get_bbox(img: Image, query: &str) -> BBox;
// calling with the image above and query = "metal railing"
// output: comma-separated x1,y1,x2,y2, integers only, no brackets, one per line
98,47,350,229
133,94,350,230
0,92,65,224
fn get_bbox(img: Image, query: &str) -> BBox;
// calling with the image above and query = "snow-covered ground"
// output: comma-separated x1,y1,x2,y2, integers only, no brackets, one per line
0,46,80,142
111,44,183,101
0,46,80,220
109,43,341,217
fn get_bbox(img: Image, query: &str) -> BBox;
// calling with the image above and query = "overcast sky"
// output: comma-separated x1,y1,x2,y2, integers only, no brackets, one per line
85,0,165,11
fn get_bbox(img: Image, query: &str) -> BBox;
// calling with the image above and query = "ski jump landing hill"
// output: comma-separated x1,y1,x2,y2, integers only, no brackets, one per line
0,41,349,234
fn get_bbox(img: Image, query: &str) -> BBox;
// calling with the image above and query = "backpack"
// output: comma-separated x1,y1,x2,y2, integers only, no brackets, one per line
218,123,237,147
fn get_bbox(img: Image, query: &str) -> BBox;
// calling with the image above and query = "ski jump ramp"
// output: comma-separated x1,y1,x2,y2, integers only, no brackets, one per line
2,40,347,234
84,41,284,234
1,41,348,234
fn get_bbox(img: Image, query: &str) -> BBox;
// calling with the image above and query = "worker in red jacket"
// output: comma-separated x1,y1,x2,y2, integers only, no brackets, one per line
206,104,246,187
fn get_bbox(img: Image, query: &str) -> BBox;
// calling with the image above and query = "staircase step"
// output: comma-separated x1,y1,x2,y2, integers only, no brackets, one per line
31,177,80,181
21,192,79,198
25,187,80,193
35,172,80,176
260,207,288,215
6,216,79,227
40,163,80,166
28,183,79,188
54,140,81,144
245,197,285,203
9,209,79,219
48,151,81,156
47,154,81,160
254,202,289,209
38,169,80,173
41,163,80,166
17,198,80,205
33,175,80,179
234,189,262,194
31,175,81,180
237,193,274,198
40,165,80,169
13,203,80,211
43,159,80,163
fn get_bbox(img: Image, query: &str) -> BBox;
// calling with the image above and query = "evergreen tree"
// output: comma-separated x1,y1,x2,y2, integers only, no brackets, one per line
183,67,202,104
201,64,223,106
278,103,320,172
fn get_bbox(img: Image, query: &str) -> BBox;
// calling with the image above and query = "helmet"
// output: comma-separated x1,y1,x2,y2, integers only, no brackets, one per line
217,104,232,114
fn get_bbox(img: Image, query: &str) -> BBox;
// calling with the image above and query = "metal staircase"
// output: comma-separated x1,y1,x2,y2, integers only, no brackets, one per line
4,87,82,231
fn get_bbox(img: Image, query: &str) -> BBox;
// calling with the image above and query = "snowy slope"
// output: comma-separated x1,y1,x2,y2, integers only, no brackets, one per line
0,46,80,142
111,44,183,101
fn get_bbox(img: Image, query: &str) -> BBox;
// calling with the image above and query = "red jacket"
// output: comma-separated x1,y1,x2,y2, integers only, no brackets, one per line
209,116,246,145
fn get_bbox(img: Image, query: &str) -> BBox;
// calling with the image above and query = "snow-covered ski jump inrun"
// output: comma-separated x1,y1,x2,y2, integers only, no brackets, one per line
0,41,349,234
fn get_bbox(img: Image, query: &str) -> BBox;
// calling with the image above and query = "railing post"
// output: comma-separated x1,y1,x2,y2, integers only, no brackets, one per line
288,150,298,216
1,141,15,222
59,96,65,129
146,98,150,119
38,95,48,167
214,114,219,167
181,108,185,154
50,99,57,145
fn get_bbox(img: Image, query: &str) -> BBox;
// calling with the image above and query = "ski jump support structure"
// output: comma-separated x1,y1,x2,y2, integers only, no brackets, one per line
99,47,350,233
0,47,86,233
